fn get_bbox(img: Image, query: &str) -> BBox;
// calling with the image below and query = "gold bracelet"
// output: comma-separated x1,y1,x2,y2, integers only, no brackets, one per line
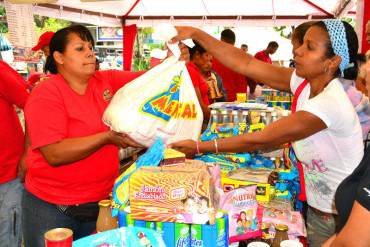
213,139,219,153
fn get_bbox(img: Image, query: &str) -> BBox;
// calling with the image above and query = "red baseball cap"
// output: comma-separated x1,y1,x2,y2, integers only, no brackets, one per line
32,31,55,51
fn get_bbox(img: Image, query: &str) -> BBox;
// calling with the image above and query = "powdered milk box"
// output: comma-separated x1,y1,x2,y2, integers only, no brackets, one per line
129,165,216,225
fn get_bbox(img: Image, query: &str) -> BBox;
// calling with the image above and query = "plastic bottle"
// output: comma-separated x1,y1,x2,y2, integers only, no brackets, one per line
271,112,278,123
242,110,249,124
96,199,118,232
221,109,229,124
260,112,267,125
232,110,239,124
208,109,218,127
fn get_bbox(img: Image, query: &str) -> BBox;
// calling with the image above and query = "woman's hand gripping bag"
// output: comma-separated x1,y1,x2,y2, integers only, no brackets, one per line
103,56,203,147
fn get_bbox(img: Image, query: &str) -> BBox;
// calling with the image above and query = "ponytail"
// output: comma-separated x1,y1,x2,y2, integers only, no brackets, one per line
45,55,58,74
343,53,366,80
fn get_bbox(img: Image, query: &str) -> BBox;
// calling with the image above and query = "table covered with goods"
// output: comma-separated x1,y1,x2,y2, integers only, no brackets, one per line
71,98,307,247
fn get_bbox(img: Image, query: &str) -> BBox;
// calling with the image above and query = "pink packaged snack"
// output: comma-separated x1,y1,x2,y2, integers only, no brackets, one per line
220,185,263,243
262,208,306,237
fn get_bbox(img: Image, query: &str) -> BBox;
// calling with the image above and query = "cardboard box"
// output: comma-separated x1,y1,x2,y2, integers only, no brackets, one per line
130,163,217,224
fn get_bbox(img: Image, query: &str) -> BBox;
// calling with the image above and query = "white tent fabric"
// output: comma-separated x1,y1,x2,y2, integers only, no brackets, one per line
31,0,357,27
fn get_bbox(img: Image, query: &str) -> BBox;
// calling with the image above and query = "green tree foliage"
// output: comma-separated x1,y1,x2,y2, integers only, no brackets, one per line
273,26,293,39
34,15,70,35
132,27,154,71
0,6,8,33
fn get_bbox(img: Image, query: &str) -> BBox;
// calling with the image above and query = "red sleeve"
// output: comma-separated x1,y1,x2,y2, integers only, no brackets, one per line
211,59,222,76
102,70,145,93
25,84,67,150
0,61,28,108
186,64,200,88
254,51,262,60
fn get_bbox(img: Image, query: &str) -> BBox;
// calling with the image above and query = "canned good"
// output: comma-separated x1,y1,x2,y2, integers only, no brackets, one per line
44,228,73,247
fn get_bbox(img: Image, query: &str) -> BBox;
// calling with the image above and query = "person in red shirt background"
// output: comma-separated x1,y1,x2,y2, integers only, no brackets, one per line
0,58,29,247
189,41,227,103
254,41,279,65
22,25,189,246
212,29,248,102
249,41,279,93
187,61,211,122
27,31,55,91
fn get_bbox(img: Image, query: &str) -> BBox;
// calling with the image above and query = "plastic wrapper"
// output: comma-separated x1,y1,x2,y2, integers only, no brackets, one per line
227,168,272,184
195,153,251,172
220,185,263,243
103,56,203,147
262,208,306,237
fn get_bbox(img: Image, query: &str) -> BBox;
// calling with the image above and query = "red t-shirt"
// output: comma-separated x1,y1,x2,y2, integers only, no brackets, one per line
212,59,247,102
254,50,272,64
0,61,28,184
25,70,143,205
186,62,210,106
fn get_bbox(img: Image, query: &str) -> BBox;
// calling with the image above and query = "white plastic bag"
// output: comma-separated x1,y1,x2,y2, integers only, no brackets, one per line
103,56,203,147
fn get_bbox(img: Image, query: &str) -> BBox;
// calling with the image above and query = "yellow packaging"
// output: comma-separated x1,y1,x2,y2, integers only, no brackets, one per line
221,177,271,202
236,93,247,103
130,164,216,224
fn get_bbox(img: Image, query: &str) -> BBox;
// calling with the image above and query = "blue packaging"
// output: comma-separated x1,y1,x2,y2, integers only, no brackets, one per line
190,213,229,247
156,222,176,247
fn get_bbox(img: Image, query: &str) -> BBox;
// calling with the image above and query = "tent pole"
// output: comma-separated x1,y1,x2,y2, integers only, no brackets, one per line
301,0,334,17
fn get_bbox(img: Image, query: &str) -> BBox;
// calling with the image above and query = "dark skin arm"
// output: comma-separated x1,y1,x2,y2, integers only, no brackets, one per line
18,124,29,182
40,130,143,167
170,111,326,157
172,27,294,93
322,201,370,247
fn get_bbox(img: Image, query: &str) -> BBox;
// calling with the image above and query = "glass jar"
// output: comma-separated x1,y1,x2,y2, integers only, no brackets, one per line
261,222,271,245
96,199,118,232
271,224,289,247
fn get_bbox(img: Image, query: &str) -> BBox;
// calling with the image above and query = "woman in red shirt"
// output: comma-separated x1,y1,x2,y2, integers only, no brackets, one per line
22,25,188,246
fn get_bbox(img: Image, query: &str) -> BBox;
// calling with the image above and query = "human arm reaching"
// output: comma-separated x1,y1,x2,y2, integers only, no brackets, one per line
171,27,293,93
170,110,326,157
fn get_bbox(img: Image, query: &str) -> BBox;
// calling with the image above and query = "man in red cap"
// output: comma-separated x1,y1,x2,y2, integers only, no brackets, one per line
28,31,54,90
32,31,54,56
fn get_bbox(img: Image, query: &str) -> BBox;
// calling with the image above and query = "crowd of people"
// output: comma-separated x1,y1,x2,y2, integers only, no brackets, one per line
0,17,370,247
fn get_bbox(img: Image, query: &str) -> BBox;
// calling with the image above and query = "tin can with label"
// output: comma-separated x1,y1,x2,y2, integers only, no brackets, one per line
44,228,73,247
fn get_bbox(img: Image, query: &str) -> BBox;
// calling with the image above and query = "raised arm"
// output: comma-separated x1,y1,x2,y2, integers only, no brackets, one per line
173,27,294,93
170,110,326,156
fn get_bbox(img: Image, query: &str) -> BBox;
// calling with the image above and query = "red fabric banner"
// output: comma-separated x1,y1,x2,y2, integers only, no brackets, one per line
361,0,370,53
123,24,137,71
